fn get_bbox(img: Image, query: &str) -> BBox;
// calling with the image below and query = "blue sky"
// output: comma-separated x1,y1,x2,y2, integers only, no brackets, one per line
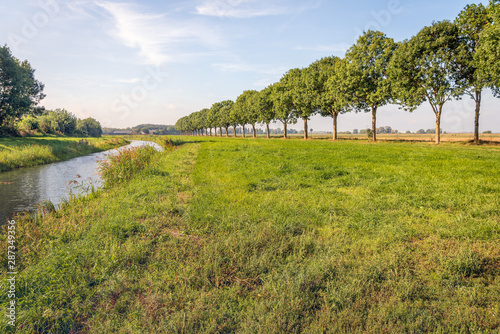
1,0,498,132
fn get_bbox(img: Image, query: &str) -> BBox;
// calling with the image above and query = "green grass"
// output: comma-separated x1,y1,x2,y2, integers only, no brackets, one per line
0,136,129,172
1,136,499,333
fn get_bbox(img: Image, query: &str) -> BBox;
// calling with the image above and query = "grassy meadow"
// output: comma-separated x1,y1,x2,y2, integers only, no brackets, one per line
0,136,129,172
1,136,499,333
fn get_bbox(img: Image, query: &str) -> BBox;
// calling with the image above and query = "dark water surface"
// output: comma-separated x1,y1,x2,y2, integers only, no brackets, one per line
0,140,163,223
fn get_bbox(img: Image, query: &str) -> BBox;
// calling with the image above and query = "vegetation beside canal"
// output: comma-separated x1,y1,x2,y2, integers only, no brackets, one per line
1,136,499,333
0,136,129,172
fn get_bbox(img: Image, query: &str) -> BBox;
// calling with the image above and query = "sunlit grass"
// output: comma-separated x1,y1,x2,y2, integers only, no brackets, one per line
0,136,129,172
0,136,499,333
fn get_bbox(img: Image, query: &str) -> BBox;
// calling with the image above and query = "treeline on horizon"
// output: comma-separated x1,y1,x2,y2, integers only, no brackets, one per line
175,2,500,144
0,46,102,138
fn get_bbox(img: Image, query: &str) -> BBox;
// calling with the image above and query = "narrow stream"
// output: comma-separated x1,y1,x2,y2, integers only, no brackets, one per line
0,140,163,223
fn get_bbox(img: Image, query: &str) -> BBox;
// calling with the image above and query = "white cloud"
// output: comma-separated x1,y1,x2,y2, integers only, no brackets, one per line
96,1,223,65
196,0,320,18
295,43,350,53
112,77,142,84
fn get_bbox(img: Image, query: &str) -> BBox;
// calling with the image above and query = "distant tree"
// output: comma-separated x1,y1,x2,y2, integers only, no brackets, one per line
257,85,275,139
232,90,260,138
141,127,150,135
343,30,396,142
455,3,493,143
352,129,359,134
272,76,297,139
416,129,426,134
218,100,235,137
76,117,102,137
280,68,317,140
0,46,45,135
389,21,465,144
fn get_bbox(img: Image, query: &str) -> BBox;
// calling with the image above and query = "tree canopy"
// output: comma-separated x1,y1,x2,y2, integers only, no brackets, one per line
0,46,45,134
389,21,465,144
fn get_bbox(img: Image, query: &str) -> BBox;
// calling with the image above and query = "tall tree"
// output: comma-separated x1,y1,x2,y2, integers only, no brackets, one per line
343,30,396,142
310,56,350,141
455,3,492,143
218,100,234,137
389,21,465,144
0,46,45,134
232,90,260,138
281,68,316,140
257,85,275,139
271,80,296,139
476,1,500,110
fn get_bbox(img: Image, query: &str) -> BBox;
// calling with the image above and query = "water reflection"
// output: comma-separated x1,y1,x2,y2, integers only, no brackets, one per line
0,140,163,223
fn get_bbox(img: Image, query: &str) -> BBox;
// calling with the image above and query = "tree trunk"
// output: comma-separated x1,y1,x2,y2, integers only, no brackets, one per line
225,126,229,137
209,128,212,136
242,125,246,138
372,106,377,142
435,106,442,144
303,117,308,140
332,112,338,141
283,122,288,139
252,124,256,138
266,123,270,139
220,127,223,137
474,89,482,144
233,125,237,137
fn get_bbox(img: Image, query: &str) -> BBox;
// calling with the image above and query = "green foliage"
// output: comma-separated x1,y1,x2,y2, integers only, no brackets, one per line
0,46,45,135
389,21,465,111
344,30,396,112
389,21,465,143
232,90,260,132
476,1,500,94
76,117,102,137
16,115,39,134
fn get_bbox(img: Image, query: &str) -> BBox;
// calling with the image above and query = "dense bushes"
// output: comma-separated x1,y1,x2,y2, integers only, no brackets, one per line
17,109,102,137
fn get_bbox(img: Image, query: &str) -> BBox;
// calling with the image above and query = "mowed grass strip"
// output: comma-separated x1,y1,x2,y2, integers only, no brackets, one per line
1,137,499,333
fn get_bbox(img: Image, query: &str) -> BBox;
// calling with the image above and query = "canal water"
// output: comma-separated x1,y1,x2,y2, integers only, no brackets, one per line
0,140,163,223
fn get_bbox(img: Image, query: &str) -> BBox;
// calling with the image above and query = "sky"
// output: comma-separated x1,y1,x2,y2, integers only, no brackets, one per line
1,0,498,133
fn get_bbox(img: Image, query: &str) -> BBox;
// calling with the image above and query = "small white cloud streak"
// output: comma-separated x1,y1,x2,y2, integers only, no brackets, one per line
196,0,321,18
295,43,350,53
96,1,224,65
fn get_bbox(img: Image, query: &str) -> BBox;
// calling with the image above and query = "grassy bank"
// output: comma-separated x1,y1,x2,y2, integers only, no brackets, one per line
0,136,129,172
1,136,499,332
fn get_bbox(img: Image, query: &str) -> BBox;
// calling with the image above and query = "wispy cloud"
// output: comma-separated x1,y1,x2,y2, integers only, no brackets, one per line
96,1,223,65
211,61,288,87
295,43,350,53
211,62,286,75
196,0,320,18
112,77,143,84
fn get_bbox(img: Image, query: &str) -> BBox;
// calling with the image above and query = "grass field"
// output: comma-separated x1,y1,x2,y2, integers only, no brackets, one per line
0,136,129,172
1,136,499,333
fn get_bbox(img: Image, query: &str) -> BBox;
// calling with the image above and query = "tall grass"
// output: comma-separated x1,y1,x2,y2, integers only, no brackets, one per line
0,137,499,333
99,145,158,186
0,137,128,172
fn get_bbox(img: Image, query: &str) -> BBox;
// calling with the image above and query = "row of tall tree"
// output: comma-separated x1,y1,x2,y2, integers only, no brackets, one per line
176,2,500,144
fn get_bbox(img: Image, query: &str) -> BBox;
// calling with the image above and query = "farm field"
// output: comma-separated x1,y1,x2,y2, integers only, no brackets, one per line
1,136,500,333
